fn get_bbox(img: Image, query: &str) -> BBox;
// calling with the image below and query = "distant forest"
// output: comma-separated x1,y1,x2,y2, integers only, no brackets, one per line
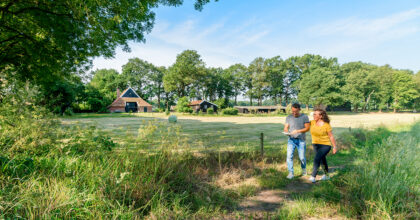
24,50,418,114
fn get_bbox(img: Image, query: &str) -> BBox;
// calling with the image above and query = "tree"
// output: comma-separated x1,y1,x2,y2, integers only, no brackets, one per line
283,57,302,105
297,67,341,108
414,71,420,111
149,66,166,108
176,96,193,113
292,54,341,110
371,65,394,112
89,69,121,103
249,57,268,106
265,56,286,105
342,62,378,112
163,50,206,97
391,70,419,112
121,58,156,100
0,0,213,86
225,64,247,105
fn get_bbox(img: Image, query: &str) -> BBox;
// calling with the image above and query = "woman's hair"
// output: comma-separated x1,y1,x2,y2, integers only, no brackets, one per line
314,108,330,123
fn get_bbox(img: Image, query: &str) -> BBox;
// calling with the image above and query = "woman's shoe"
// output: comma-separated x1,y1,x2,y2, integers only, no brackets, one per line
309,176,316,183
320,175,330,181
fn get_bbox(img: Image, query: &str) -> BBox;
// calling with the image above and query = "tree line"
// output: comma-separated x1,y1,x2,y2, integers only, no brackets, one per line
36,50,418,114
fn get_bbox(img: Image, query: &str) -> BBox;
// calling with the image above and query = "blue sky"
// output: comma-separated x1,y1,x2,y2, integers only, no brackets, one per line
92,0,420,73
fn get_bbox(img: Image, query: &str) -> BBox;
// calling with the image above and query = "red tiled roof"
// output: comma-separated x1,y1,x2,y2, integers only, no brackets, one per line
108,97,152,108
188,100,203,106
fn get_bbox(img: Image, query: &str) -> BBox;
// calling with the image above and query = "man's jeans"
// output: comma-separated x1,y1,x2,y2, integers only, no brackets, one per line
287,138,306,175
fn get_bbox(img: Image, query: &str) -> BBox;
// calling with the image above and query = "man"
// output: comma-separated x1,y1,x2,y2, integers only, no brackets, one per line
284,103,310,179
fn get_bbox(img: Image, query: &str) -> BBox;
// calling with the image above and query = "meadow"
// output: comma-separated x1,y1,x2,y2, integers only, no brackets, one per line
62,112,420,150
1,111,419,219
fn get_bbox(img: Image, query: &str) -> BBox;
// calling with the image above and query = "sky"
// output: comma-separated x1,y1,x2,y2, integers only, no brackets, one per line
92,0,420,73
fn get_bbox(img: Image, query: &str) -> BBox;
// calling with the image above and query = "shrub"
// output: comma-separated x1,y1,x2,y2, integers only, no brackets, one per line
222,108,238,115
165,109,170,115
63,107,74,116
168,115,177,123
207,108,214,114
214,98,228,109
176,96,193,113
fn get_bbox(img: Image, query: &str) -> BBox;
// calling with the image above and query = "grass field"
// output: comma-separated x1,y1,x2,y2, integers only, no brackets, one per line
62,112,420,150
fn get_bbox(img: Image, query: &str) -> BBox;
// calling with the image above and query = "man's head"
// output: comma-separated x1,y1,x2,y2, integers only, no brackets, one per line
291,103,301,117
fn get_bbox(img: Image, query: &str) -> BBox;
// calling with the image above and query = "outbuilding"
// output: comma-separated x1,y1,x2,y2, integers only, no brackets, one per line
188,100,218,113
108,87,152,113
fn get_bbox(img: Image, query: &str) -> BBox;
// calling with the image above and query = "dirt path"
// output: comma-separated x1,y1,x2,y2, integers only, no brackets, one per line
227,166,346,219
237,176,313,214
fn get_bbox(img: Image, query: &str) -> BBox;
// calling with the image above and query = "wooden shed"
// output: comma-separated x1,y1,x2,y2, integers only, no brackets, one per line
234,106,286,114
108,87,152,113
188,100,218,113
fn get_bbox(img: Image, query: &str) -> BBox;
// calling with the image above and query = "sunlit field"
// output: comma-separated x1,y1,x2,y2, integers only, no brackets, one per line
62,112,420,150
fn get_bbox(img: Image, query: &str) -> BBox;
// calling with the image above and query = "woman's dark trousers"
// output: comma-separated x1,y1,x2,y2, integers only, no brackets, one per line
311,144,331,177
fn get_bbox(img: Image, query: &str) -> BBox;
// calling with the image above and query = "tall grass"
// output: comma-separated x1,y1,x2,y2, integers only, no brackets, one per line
0,106,258,218
305,122,420,219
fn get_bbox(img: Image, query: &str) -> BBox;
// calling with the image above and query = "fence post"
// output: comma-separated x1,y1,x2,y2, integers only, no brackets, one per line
260,132,264,157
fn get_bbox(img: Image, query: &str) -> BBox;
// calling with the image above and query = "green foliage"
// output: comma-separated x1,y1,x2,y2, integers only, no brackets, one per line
298,68,343,107
222,107,238,115
214,98,228,109
207,108,214,114
176,96,193,113
392,70,419,111
1,0,211,86
164,50,206,97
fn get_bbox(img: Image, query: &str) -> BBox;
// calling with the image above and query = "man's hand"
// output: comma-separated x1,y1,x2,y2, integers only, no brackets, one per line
290,130,300,135
332,147,337,154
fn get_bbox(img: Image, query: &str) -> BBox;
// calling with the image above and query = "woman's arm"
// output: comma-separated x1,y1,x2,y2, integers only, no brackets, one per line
327,131,337,154
290,122,310,134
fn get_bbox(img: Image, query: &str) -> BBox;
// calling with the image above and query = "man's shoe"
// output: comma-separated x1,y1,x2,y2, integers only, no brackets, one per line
302,169,307,176
287,173,294,179
320,175,330,181
309,176,316,183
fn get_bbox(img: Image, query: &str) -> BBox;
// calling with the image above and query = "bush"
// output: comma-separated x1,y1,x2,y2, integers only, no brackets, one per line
165,109,170,115
214,98,228,109
63,107,74,116
176,96,193,113
207,108,214,114
222,107,238,115
168,115,177,123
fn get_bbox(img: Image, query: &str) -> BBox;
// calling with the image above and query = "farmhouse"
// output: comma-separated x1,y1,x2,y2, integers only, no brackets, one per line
234,106,286,114
188,100,218,113
108,87,152,113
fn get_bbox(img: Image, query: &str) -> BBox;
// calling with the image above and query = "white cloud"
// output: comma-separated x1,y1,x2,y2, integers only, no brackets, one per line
308,7,420,37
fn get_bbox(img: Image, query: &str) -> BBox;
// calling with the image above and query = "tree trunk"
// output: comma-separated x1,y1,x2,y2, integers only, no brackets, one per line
363,90,375,112
234,95,237,106
306,104,309,112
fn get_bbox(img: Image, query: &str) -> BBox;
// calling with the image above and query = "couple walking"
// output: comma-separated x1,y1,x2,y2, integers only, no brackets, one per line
284,103,337,183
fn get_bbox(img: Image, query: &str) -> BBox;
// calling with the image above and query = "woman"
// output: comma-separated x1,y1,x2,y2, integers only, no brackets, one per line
309,108,337,183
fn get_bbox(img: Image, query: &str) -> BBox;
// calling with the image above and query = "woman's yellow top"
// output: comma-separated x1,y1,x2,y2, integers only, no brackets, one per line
310,120,332,145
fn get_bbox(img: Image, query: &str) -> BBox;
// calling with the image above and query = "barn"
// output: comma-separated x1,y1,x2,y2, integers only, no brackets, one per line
234,106,286,114
108,87,152,113
188,100,218,113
